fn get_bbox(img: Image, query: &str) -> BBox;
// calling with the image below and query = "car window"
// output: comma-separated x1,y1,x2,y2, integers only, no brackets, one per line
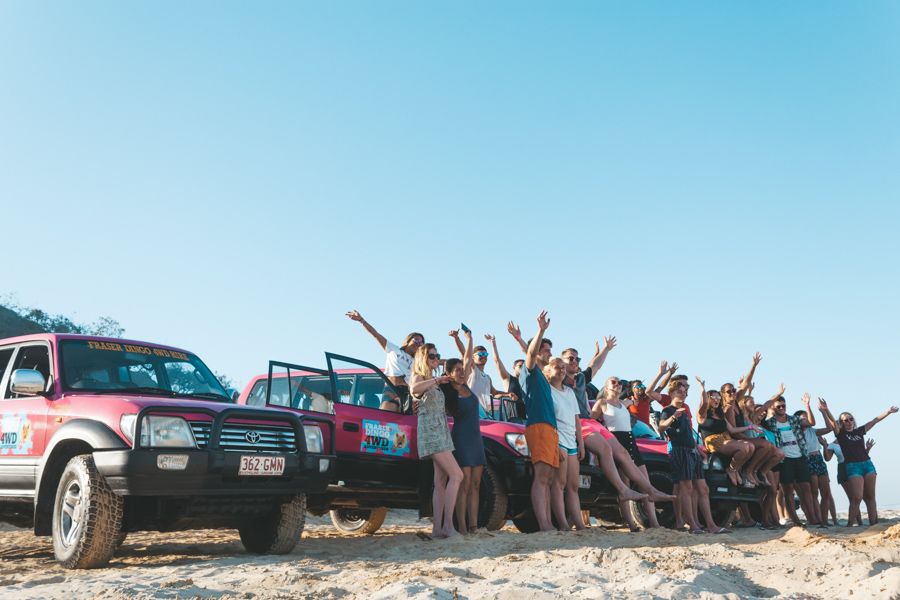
246,380,268,407
5,345,51,398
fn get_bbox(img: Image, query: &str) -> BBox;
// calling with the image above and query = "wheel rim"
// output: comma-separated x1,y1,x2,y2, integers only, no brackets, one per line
338,509,369,525
59,479,84,547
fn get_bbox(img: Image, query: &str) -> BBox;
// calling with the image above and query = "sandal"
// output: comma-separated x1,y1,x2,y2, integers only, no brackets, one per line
689,528,705,534
726,466,741,486
416,532,433,541
711,527,732,534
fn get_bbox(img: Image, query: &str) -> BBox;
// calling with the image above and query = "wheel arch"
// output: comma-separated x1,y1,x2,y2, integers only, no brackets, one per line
34,419,127,535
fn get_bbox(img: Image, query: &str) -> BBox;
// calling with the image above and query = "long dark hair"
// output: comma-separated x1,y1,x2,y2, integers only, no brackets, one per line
441,358,464,417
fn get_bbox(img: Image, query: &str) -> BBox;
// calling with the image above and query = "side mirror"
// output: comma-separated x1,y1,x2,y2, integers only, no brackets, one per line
10,369,48,396
227,388,240,403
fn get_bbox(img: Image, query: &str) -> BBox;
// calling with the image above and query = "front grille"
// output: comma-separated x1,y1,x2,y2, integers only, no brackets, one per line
187,420,297,453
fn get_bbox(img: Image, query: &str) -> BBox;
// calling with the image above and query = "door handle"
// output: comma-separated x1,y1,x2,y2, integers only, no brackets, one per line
342,422,360,432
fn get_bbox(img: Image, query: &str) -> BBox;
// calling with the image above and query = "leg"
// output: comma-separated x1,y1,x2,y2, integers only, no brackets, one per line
583,435,649,502
532,462,556,532
797,481,819,524
467,465,483,532
550,449,568,531
431,462,448,537
678,479,700,531
781,483,803,524
638,464,659,528
817,475,832,525
765,471,781,526
716,440,754,485
845,475,864,526
828,490,837,525
456,466,472,534
564,455,587,530
432,451,463,537
695,479,722,532
862,472,877,525
672,482,685,529
615,471,642,531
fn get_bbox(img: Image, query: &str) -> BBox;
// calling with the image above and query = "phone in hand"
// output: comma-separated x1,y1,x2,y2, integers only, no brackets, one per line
460,322,471,334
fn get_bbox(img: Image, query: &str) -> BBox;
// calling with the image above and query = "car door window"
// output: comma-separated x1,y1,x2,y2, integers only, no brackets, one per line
5,345,51,398
263,361,336,414
325,353,409,414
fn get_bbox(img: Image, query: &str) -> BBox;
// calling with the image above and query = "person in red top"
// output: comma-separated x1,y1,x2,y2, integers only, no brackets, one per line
628,361,679,425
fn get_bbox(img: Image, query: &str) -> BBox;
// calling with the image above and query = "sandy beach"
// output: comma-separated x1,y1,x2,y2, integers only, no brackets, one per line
1,510,897,599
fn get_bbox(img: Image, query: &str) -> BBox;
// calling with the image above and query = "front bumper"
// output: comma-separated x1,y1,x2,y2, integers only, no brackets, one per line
94,448,335,496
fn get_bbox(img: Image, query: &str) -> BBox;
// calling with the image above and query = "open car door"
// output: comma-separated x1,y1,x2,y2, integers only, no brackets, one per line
325,352,419,489
262,360,336,455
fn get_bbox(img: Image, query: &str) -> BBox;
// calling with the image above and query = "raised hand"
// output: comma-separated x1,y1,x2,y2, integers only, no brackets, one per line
462,328,472,340
668,362,679,374
818,397,828,411
802,393,811,406
537,310,550,331
776,382,785,397
346,310,364,322
659,361,669,375
448,329,460,338
604,336,617,351
888,406,899,414
866,438,876,451
485,334,496,343
752,352,762,366
695,376,706,388
507,321,522,340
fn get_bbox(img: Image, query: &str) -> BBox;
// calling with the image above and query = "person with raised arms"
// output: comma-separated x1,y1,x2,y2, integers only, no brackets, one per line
818,398,898,526
518,310,560,532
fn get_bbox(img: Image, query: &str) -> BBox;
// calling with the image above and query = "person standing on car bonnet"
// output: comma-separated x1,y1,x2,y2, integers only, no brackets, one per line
346,310,423,411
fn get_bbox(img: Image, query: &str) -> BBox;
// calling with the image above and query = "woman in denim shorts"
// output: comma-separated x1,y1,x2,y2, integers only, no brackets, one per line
819,399,898,526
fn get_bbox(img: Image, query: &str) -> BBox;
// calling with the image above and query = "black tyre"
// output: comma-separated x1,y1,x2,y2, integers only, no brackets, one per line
329,507,388,535
512,510,539,534
710,501,738,528
239,494,307,554
114,531,127,549
51,454,124,569
629,468,676,529
478,465,508,531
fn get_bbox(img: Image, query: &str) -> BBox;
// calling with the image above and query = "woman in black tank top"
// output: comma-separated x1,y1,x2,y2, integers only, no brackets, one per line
696,377,758,487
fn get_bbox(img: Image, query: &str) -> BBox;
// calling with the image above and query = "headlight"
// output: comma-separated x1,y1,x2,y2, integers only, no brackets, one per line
120,414,137,444
505,433,529,456
139,416,196,448
303,425,323,454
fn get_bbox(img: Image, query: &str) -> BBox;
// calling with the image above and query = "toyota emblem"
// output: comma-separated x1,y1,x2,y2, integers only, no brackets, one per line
245,430,261,444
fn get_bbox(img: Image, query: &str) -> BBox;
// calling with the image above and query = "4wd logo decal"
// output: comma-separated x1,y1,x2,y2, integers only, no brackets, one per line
360,420,411,457
0,413,34,455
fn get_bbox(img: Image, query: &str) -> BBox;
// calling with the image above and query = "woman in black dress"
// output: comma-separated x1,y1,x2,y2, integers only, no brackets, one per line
443,329,486,533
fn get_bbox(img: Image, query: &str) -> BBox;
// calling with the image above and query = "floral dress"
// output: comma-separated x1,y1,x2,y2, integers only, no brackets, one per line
416,385,454,458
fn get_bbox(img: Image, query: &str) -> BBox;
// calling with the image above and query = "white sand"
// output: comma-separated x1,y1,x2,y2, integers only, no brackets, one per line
1,511,898,599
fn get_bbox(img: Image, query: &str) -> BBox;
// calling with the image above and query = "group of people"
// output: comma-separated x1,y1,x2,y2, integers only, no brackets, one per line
346,310,897,538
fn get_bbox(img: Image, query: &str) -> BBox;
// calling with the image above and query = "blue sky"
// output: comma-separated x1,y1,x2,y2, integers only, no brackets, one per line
2,2,899,509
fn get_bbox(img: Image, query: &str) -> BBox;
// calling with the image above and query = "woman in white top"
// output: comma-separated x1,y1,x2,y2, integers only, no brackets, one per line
591,377,660,529
543,357,587,531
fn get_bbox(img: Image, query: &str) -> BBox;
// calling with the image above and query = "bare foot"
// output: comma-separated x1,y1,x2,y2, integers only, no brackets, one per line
619,488,648,502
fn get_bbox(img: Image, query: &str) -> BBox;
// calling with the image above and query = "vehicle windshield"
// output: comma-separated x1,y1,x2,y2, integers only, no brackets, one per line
59,340,230,401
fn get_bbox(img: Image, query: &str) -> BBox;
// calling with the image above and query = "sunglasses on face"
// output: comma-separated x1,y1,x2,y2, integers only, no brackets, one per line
610,380,621,386
723,389,735,394
427,353,441,360
476,352,489,358
564,356,580,362
841,418,855,423
774,404,786,410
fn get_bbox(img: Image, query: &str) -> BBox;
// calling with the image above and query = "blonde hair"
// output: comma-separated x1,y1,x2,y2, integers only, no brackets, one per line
599,377,620,401
411,344,438,379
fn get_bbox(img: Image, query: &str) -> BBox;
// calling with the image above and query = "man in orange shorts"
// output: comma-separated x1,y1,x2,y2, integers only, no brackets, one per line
518,310,559,532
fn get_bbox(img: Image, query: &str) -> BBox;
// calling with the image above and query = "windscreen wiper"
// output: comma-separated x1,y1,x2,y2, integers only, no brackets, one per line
183,392,231,402
88,386,177,397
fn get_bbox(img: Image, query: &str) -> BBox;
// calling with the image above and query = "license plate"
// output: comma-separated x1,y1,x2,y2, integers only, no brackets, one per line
239,455,285,476
579,475,591,489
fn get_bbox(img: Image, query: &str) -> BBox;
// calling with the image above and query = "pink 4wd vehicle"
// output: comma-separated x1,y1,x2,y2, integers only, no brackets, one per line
0,334,334,568
238,353,631,534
